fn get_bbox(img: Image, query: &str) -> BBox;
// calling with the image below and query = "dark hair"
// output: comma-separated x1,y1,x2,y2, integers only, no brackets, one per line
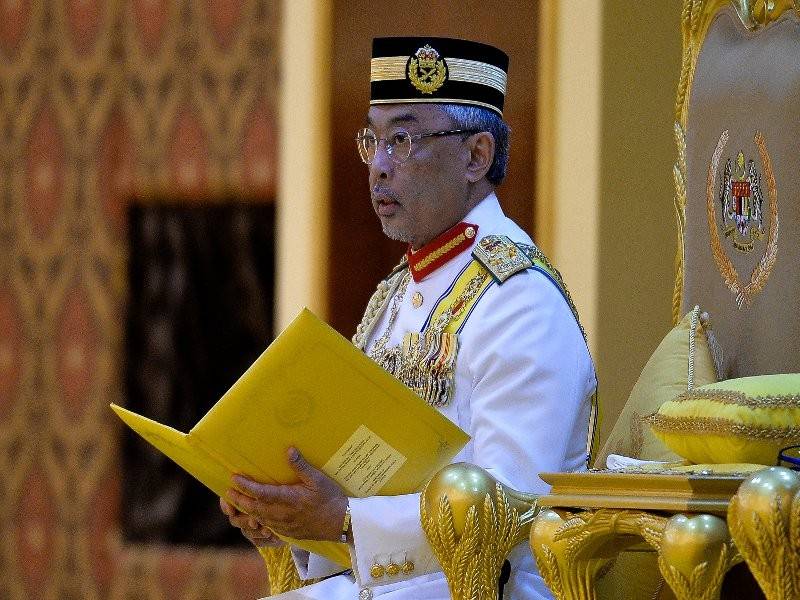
440,104,511,185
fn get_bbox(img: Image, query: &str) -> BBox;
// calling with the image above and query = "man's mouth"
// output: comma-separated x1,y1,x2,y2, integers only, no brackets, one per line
373,191,400,217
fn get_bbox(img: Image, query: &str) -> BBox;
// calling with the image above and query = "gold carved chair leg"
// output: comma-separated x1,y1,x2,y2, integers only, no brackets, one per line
727,467,800,600
530,508,667,600
657,514,741,600
420,464,539,600
258,545,306,595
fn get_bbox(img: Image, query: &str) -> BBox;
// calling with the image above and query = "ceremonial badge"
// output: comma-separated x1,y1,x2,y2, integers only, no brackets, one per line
706,130,779,308
407,45,447,94
719,151,765,253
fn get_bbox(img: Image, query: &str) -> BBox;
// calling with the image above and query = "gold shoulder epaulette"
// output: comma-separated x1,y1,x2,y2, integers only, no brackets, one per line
472,235,533,283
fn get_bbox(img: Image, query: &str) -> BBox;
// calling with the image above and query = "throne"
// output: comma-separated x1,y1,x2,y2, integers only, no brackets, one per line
415,2,800,600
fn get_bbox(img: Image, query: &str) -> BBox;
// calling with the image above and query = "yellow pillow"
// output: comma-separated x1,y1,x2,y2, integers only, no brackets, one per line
650,374,800,465
598,307,720,464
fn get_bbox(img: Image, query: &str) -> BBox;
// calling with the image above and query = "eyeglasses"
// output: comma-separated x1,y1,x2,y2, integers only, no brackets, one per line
355,127,479,165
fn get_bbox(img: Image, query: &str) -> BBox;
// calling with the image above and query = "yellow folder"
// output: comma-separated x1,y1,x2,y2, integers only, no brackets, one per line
111,308,470,567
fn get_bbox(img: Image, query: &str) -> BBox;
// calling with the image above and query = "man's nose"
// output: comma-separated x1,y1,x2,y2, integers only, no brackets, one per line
369,142,393,180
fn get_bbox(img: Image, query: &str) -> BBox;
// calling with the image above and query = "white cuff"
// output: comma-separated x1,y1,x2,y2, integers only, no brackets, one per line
349,493,440,587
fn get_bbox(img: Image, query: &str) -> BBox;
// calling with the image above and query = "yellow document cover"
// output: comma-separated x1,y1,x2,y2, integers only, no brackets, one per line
111,308,470,568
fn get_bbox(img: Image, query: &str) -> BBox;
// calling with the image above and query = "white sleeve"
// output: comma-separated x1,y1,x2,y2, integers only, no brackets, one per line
347,493,440,586
346,270,594,587
290,547,345,580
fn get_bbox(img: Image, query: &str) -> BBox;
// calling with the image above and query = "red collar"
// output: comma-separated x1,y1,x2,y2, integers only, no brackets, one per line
406,222,478,282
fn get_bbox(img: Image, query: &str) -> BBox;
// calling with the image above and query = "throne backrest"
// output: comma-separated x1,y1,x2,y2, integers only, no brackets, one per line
678,2,800,379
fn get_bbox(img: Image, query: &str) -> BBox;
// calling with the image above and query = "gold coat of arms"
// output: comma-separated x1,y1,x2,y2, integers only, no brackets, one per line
719,151,765,253
407,45,447,94
706,130,779,309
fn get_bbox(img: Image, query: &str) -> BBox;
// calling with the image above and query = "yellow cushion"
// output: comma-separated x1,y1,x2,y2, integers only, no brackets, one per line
598,307,719,464
650,373,800,465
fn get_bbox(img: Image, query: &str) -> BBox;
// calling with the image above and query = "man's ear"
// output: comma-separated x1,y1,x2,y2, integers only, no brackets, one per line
465,132,495,183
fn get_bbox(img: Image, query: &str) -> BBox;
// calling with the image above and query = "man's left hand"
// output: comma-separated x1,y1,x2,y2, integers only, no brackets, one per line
226,447,348,542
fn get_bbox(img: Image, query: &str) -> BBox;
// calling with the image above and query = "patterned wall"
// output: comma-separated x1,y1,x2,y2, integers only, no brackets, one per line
0,1,278,598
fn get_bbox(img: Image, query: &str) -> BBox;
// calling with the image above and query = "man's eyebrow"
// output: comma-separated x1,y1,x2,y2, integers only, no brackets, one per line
365,113,418,128
389,113,418,125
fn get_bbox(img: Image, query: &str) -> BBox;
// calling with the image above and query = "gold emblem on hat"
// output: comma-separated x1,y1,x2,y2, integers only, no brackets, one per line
408,45,447,94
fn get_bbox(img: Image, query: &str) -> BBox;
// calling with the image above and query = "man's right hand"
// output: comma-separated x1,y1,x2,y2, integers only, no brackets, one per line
220,497,286,549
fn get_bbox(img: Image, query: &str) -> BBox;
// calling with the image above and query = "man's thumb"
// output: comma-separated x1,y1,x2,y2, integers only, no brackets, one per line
287,447,317,482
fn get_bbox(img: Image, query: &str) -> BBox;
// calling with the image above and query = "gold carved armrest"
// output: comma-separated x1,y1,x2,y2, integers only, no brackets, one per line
530,467,800,600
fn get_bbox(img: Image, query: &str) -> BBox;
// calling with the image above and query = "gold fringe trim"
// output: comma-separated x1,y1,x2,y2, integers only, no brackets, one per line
648,413,800,440
518,243,587,343
670,389,800,410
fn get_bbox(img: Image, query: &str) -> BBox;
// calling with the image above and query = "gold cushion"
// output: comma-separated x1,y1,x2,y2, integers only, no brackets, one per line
598,307,719,464
650,373,800,465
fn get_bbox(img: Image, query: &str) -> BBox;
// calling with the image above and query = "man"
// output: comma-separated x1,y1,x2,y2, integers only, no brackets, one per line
221,37,596,599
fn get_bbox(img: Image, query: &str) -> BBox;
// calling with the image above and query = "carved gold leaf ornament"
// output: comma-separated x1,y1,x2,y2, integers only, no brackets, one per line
530,508,670,600
420,463,538,600
658,514,742,600
706,130,778,308
727,467,800,600
530,507,745,600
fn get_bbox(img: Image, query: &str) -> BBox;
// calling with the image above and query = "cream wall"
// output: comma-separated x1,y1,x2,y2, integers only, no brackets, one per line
540,0,682,450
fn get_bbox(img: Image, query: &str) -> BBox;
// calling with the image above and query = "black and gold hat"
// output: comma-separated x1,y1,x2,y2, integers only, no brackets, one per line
370,37,509,116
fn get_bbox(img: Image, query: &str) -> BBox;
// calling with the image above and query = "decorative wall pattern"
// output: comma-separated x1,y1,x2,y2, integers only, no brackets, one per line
0,1,279,598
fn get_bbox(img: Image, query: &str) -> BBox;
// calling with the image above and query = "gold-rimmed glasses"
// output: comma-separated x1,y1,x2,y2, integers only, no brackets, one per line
355,127,479,165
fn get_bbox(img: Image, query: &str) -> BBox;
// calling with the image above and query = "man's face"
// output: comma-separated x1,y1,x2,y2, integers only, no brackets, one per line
366,104,472,249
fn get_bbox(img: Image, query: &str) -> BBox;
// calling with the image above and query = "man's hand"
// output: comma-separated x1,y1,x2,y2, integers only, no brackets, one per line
225,447,348,542
219,497,285,548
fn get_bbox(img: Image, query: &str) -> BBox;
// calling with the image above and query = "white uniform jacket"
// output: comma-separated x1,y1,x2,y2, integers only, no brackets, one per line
278,193,596,600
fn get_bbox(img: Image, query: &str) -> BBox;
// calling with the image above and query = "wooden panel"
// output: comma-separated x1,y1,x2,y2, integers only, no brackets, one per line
328,0,539,334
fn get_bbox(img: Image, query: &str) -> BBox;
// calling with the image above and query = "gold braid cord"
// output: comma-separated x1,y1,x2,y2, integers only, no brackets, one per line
728,467,800,600
352,259,408,351
672,0,704,323
531,509,741,600
705,130,779,308
258,545,307,595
